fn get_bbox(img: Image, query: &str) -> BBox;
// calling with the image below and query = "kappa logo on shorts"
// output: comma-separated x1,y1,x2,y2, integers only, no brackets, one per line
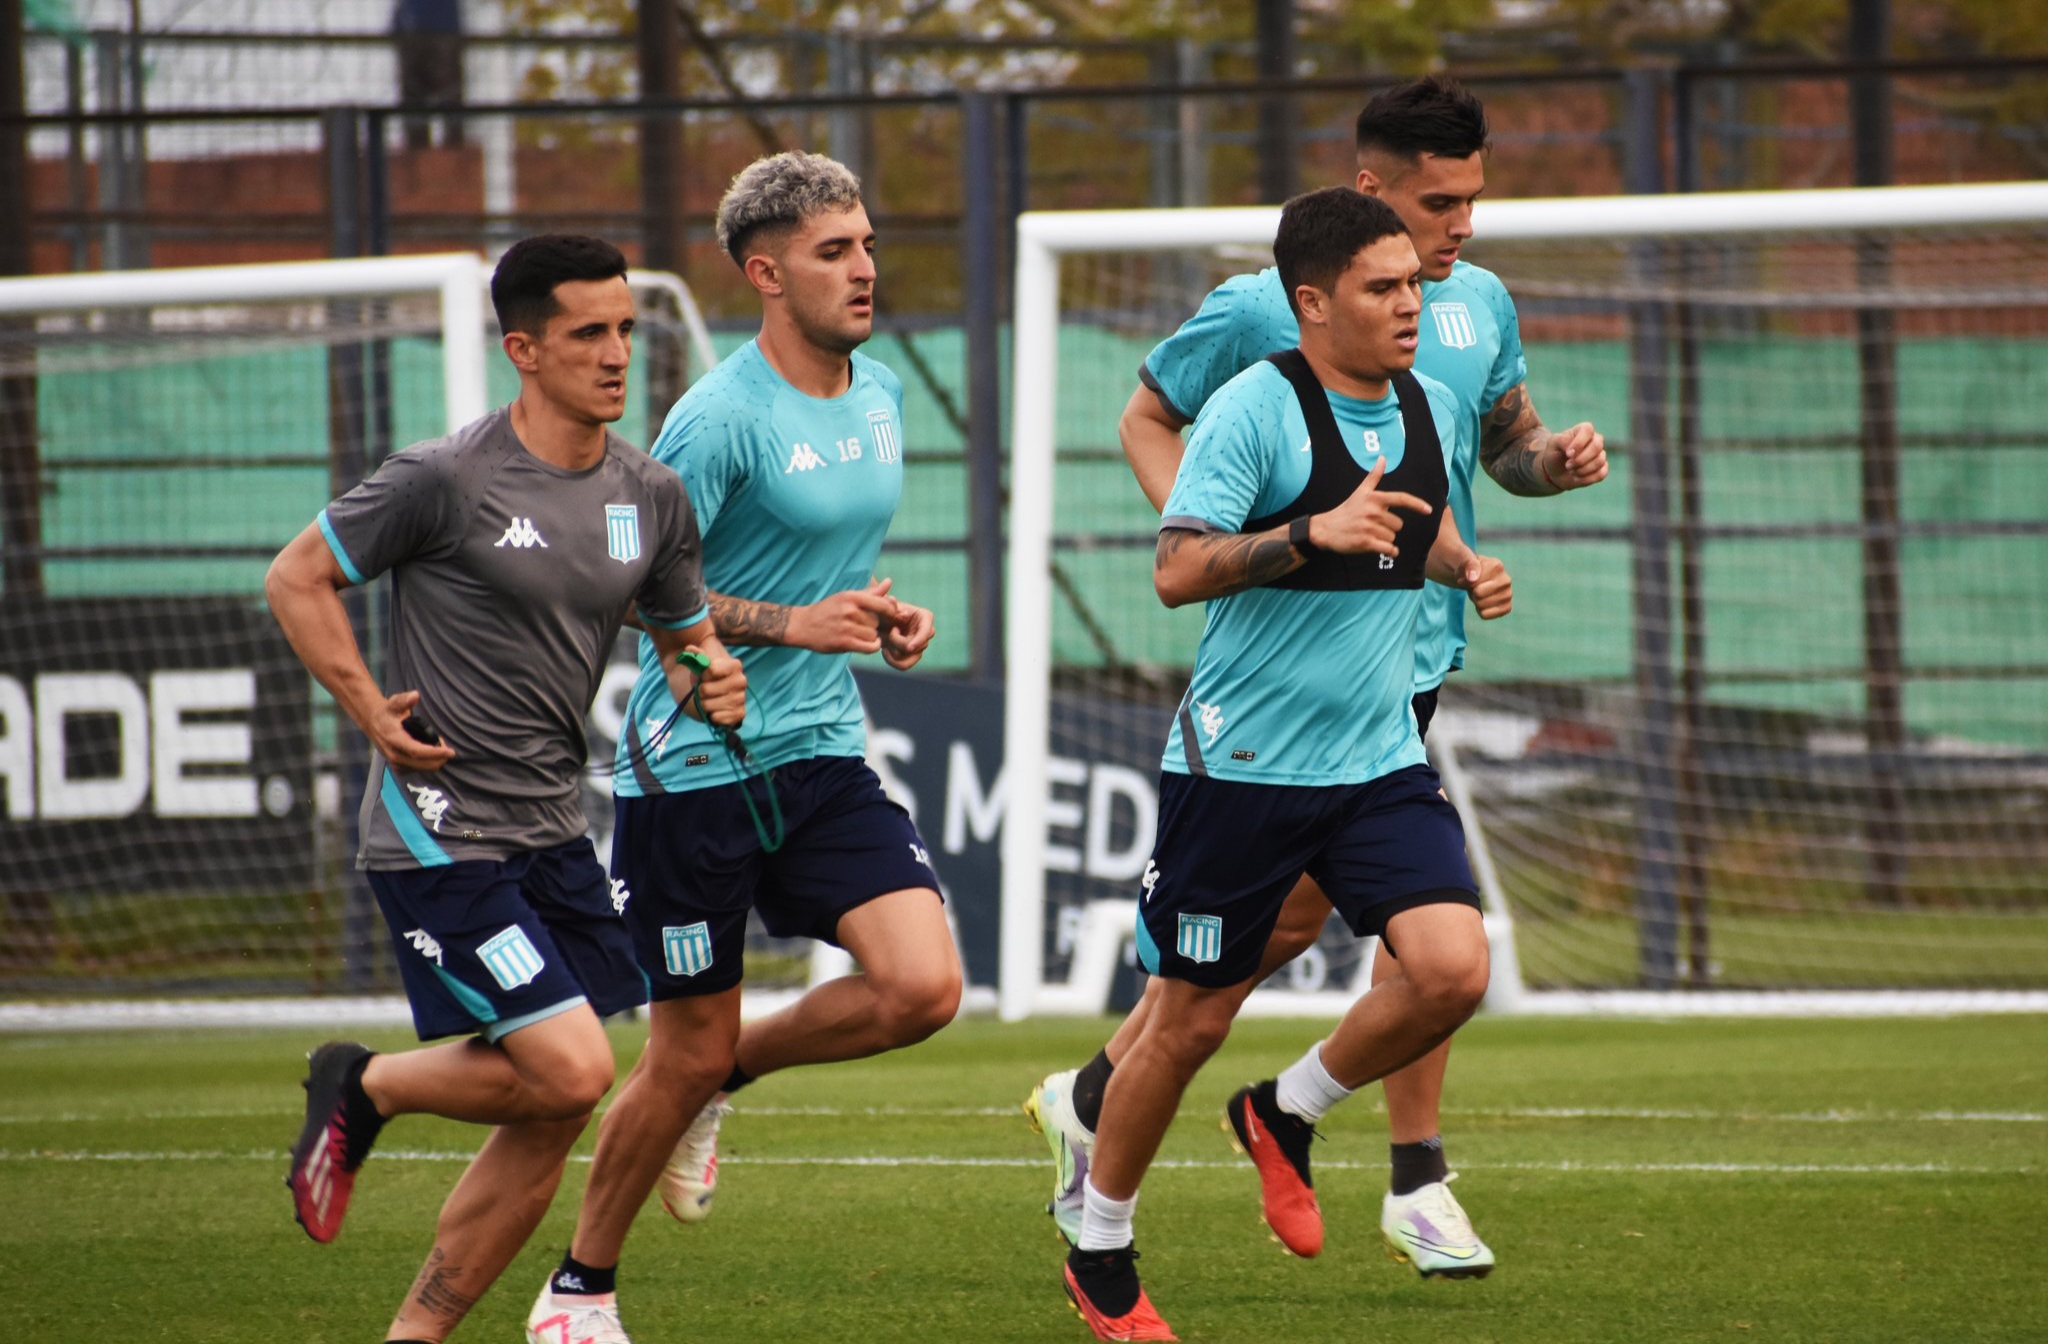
402,928,444,966
663,922,714,977
909,842,932,868
1140,860,1161,902
605,504,641,564
477,925,545,991
1176,913,1223,964
609,878,631,915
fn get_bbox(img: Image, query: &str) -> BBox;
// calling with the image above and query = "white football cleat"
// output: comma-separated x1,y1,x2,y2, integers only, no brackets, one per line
657,1096,730,1225
1380,1175,1496,1279
526,1279,632,1344
1022,1067,1093,1246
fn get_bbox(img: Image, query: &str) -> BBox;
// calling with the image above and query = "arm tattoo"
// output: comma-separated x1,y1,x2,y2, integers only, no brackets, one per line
1157,526,1303,600
709,592,792,647
407,1247,480,1326
1478,384,1556,497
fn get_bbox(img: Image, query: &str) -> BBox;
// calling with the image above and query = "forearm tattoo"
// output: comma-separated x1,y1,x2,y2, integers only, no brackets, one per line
709,592,792,646
1479,385,1557,496
1156,526,1304,600
407,1247,479,1326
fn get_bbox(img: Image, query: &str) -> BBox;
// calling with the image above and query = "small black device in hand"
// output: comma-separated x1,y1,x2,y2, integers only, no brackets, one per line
402,713,442,747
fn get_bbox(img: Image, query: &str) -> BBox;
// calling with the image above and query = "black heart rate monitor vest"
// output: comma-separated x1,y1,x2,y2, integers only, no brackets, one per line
1242,348,1448,591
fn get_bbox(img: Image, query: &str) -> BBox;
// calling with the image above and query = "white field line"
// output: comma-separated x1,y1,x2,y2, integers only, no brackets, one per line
2,1103,2041,1126
0,1147,2032,1177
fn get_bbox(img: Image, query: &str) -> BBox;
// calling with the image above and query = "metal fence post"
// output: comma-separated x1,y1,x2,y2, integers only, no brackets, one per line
961,91,1005,683
1624,68,1681,988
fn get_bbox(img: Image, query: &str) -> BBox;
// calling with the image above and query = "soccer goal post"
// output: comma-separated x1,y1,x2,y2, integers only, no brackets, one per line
1002,181,2048,1022
0,252,727,1022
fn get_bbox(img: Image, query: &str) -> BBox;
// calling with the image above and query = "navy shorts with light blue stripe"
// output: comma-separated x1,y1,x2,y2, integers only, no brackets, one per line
1135,764,1478,988
368,837,647,1042
611,755,940,1000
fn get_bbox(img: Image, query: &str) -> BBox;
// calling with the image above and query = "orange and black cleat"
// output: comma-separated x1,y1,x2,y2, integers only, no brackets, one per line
1224,1079,1323,1257
1063,1245,1177,1342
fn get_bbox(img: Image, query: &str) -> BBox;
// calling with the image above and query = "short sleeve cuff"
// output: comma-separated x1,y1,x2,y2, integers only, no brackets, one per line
639,603,709,632
316,509,366,585
1138,361,1193,425
1159,514,1227,535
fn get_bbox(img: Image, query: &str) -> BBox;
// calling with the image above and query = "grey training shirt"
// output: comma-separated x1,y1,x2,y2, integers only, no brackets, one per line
317,407,708,869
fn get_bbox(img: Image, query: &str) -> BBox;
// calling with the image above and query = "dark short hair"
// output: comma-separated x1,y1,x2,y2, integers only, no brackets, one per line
1274,187,1409,317
1354,74,1490,163
490,234,629,336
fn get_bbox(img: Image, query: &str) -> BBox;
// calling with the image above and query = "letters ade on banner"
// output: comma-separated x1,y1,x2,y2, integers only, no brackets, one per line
0,597,315,893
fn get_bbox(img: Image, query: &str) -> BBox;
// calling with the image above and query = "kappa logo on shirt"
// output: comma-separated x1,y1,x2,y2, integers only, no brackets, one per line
1195,699,1226,746
405,782,450,832
494,517,549,549
785,441,829,473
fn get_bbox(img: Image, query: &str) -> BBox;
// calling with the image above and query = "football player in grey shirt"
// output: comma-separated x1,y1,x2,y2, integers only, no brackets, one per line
265,233,744,1344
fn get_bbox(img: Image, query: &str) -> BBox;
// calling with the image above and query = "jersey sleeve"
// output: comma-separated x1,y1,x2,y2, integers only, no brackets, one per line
1481,275,1530,410
651,389,748,538
1160,371,1280,535
634,470,710,630
1140,270,1290,425
315,446,455,585
1425,380,1472,496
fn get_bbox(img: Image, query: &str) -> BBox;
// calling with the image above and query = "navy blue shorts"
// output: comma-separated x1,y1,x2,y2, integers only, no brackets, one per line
611,755,940,1000
368,837,647,1042
1137,764,1478,987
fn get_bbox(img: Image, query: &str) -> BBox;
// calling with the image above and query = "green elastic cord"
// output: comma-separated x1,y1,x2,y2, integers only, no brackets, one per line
678,650,786,854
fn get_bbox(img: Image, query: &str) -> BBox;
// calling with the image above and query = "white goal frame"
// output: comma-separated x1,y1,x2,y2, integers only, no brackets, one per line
0,253,730,1032
1001,180,2048,1022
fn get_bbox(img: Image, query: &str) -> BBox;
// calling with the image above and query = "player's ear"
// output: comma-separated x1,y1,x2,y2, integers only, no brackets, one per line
742,251,783,298
1294,284,1329,326
501,327,540,373
1354,164,1381,195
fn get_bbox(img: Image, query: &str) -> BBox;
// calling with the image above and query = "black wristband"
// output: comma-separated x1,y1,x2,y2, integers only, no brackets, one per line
1288,514,1317,555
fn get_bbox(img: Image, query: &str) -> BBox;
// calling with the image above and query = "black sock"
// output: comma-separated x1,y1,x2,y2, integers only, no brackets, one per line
719,1062,755,1095
341,1052,386,1165
551,1252,617,1297
1071,1047,1115,1134
1390,1136,1449,1196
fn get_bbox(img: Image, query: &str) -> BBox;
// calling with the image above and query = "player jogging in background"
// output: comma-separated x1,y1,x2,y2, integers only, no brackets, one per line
1061,187,1512,1343
1028,74,1606,1280
532,152,959,1344
266,233,745,1344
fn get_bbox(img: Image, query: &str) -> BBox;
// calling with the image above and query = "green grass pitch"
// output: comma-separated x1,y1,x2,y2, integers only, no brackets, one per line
3,1013,2043,1343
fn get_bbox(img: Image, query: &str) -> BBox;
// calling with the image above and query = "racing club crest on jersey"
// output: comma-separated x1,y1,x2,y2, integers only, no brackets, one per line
1430,301,1478,350
868,408,901,463
605,504,641,564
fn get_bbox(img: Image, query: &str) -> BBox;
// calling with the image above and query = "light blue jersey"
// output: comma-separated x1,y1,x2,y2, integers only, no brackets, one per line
615,339,907,795
1141,260,1526,687
1159,361,1463,787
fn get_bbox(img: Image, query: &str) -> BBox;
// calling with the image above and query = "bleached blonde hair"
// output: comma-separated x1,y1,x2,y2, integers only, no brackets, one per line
714,151,864,266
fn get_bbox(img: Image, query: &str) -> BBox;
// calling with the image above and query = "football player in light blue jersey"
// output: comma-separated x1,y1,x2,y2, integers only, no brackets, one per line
1027,76,1607,1284
535,154,960,1344
1062,188,1510,1343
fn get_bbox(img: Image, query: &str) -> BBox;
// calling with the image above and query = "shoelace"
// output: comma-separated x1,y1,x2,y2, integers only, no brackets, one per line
1411,1180,1477,1241
547,1299,631,1344
677,1100,730,1162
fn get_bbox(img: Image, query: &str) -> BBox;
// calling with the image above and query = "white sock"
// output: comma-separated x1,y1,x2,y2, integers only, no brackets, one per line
1273,1041,1354,1124
1077,1177,1138,1252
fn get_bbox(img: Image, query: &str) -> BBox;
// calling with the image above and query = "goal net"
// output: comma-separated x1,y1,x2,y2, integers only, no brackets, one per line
1001,182,2048,1020
0,255,769,1013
